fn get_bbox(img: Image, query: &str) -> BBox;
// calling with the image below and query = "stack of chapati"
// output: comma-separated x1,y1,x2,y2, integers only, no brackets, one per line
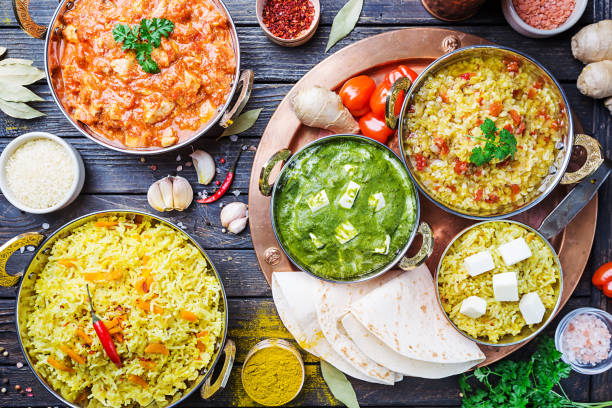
271,265,485,383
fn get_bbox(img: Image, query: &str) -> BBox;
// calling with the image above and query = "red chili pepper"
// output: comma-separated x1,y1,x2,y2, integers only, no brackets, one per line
198,148,243,204
86,285,122,368
592,263,612,290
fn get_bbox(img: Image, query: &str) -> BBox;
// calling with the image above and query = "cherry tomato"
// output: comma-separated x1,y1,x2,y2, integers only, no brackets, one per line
359,113,393,144
370,83,403,117
604,280,612,298
384,65,419,87
339,75,376,112
349,105,371,118
592,262,612,289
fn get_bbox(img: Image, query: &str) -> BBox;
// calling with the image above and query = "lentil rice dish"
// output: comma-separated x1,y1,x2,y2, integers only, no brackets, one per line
438,222,560,343
49,0,237,149
404,55,567,214
20,216,224,407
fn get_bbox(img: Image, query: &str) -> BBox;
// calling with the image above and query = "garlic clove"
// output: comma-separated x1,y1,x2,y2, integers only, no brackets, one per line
171,176,193,211
220,202,248,228
147,181,168,212
158,177,175,210
227,217,248,234
190,149,216,185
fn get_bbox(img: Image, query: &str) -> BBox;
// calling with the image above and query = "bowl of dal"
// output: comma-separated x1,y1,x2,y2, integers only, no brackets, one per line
259,134,433,283
385,45,603,220
436,220,563,346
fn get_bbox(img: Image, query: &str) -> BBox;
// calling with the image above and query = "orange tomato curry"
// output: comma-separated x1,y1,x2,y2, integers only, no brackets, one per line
49,0,237,149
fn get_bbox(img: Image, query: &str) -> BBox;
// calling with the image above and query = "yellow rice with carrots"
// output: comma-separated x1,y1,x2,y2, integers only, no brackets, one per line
20,216,224,407
404,54,566,214
437,222,560,343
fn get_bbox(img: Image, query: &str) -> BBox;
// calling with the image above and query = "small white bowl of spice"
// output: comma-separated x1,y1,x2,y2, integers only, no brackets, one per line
0,132,85,214
555,307,612,375
501,0,587,38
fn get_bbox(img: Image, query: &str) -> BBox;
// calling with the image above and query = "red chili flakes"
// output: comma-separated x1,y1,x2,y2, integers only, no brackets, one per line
459,72,475,80
262,0,315,39
474,189,484,202
414,154,427,171
512,0,575,30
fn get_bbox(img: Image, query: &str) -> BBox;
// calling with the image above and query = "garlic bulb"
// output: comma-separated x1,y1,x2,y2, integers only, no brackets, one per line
220,202,248,234
190,149,215,185
147,176,193,212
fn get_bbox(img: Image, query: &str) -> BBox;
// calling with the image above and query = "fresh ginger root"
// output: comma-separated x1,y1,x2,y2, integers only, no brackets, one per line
605,97,612,115
572,20,612,63
577,60,612,99
292,86,360,133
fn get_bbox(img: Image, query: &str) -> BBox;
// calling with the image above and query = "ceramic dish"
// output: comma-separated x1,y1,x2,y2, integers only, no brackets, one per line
0,210,235,408
0,132,85,214
255,0,320,47
501,0,588,39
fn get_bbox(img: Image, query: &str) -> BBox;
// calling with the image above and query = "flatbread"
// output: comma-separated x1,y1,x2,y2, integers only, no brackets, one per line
348,265,485,369
271,272,393,384
315,273,402,385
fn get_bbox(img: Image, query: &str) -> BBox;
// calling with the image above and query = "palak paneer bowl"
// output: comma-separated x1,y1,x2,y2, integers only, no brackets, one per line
386,45,601,220
0,210,234,408
259,134,433,283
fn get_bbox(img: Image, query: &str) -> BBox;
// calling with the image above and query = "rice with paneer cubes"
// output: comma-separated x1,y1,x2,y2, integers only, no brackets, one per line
20,216,224,407
437,222,561,343
404,55,566,214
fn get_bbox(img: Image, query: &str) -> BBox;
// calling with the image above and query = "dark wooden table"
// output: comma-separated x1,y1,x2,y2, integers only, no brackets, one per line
1,0,612,406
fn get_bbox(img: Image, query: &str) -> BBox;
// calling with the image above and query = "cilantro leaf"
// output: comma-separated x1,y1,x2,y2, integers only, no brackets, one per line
113,18,174,74
468,118,518,166
469,146,488,166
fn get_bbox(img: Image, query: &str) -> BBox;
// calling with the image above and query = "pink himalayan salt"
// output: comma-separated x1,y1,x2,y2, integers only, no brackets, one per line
561,313,611,366
512,0,575,30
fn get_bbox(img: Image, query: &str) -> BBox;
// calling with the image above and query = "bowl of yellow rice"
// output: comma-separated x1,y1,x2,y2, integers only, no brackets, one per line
436,220,563,346
0,210,232,408
388,45,600,220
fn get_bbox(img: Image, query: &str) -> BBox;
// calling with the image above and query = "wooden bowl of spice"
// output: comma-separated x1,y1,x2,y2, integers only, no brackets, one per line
256,0,320,47
241,339,305,406
501,0,587,38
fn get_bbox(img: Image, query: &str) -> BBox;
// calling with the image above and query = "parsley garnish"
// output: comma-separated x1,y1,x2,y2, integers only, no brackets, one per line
112,18,175,74
468,118,517,166
460,337,612,408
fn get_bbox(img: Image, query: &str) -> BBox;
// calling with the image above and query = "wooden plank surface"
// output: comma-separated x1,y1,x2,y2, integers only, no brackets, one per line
1,0,611,406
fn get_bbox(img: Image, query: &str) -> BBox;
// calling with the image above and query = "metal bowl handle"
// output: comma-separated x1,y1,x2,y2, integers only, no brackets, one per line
220,70,255,128
399,222,434,270
259,149,292,196
0,232,45,287
385,77,413,130
560,134,604,185
200,339,235,399
12,0,47,39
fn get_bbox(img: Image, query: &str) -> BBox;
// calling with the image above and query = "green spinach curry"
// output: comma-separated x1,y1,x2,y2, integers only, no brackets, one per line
274,138,417,280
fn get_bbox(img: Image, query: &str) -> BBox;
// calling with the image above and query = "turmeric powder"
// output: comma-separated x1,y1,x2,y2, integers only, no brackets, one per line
241,342,304,406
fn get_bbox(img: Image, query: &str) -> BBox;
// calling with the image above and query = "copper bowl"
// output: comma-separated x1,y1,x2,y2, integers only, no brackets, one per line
385,45,603,220
0,210,235,408
12,0,253,155
258,134,434,283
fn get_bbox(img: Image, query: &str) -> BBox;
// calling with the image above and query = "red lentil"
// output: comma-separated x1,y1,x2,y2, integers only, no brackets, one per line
262,0,315,39
512,0,575,30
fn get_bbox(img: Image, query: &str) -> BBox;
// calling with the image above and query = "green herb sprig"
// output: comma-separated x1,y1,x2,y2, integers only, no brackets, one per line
469,118,517,166
460,337,612,408
113,18,174,74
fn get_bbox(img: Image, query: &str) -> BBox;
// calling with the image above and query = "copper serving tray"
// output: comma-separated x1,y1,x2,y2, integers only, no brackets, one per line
248,28,597,367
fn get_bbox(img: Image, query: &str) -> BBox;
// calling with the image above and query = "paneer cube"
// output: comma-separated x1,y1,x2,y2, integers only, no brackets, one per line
492,272,519,301
306,190,329,212
460,296,487,318
309,233,325,249
497,237,532,266
519,292,546,325
464,251,495,277
373,235,390,254
368,192,386,212
338,181,361,209
335,221,358,244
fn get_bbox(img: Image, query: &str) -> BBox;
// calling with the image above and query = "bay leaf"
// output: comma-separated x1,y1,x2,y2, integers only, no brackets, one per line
0,64,45,85
0,80,44,102
320,360,360,408
218,108,262,140
325,0,363,52
0,47,6,57
0,58,34,66
0,99,45,119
